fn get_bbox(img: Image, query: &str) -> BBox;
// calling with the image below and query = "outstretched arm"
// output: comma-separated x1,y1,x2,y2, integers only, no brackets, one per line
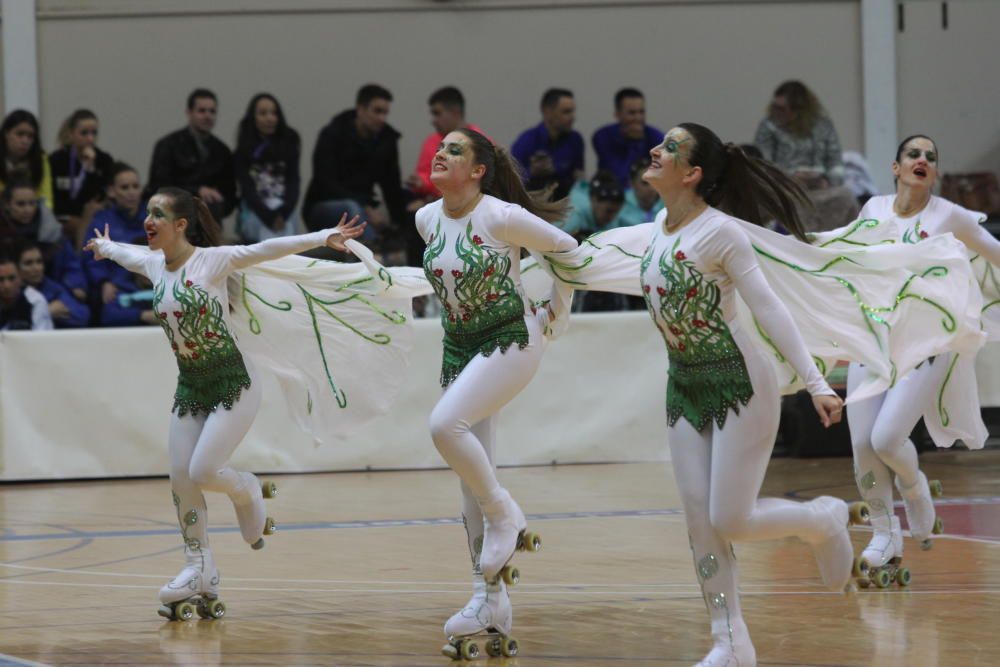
947,208,1000,266
225,214,367,270
85,224,154,278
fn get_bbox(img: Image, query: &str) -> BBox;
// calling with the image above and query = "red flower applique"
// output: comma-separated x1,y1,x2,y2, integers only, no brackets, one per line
669,325,682,336
185,280,193,287
462,313,471,321
452,269,463,278
656,286,667,296
171,342,179,351
678,342,687,352
185,341,196,349
675,251,687,261
158,312,168,319
473,235,483,245
448,314,456,322
686,287,697,299
204,331,216,339
643,284,651,293
693,319,707,328
173,311,183,318
484,266,494,277
487,293,498,301
919,230,929,239
198,306,206,315
433,268,444,277
191,352,200,360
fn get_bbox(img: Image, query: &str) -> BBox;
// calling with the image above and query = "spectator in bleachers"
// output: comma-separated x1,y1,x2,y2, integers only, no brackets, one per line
85,163,147,315
0,254,52,330
619,156,663,226
592,88,662,190
753,80,858,231
562,170,626,239
16,241,89,328
146,88,236,221
49,109,114,247
96,235,158,328
407,86,483,205
303,83,406,253
234,93,301,242
0,110,54,209
511,88,584,201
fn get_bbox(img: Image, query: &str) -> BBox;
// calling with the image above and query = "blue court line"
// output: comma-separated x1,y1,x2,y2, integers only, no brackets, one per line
0,654,49,667
0,508,682,543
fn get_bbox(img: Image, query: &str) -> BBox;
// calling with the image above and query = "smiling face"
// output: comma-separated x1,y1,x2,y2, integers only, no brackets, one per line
616,96,646,140
643,128,696,193
429,131,485,191
892,137,938,192
143,194,188,252
16,247,44,288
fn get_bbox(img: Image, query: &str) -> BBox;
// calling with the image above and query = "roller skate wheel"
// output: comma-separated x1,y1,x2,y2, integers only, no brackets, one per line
262,481,278,499
441,643,459,660
501,565,520,586
459,639,479,660
857,578,871,589
174,601,196,621
848,501,870,525
896,567,911,587
485,637,502,657
157,604,174,619
200,598,226,619
874,569,891,589
523,531,542,553
501,637,519,658
251,537,265,550
932,516,944,535
853,557,869,578
263,517,276,536
929,480,943,498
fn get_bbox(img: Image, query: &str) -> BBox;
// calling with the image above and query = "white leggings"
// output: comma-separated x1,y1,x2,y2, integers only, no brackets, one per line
668,339,833,646
167,360,262,550
847,358,947,523
429,314,544,570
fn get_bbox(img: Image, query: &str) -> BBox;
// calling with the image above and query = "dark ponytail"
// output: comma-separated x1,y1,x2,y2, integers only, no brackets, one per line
456,127,569,223
678,122,810,242
156,186,222,247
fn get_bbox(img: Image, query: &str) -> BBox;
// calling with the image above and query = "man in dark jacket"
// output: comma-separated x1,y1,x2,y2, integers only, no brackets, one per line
303,84,406,249
146,88,236,220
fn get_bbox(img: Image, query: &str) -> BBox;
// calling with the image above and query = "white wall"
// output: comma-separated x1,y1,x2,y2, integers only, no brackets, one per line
33,0,862,197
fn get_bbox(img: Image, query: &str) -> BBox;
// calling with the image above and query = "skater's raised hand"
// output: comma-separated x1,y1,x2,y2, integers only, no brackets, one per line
84,224,112,261
812,393,844,428
325,214,368,253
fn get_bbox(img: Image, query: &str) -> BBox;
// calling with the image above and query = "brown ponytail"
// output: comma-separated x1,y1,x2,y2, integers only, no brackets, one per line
678,122,811,242
456,127,569,223
156,186,223,247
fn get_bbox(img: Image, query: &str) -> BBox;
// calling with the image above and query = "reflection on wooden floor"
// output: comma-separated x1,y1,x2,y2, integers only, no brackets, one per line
1,449,998,666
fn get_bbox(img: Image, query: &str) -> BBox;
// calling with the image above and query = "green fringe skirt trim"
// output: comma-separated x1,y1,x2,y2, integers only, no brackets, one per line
440,313,530,387
666,352,755,431
172,349,253,417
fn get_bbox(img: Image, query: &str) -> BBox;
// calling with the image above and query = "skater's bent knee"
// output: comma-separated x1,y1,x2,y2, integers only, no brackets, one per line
188,461,221,488
710,508,752,541
428,409,471,448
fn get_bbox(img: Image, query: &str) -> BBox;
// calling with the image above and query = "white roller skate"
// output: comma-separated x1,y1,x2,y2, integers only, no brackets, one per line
230,472,277,550
478,489,541,585
694,643,756,667
158,546,225,621
854,515,910,589
895,472,944,549
807,496,870,592
442,576,518,660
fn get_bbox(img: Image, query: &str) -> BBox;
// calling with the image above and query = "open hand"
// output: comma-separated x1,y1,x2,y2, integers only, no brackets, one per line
84,224,112,260
812,394,844,428
325,214,367,253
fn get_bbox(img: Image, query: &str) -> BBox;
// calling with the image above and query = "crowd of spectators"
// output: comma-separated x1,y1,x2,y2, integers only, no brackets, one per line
0,79,866,329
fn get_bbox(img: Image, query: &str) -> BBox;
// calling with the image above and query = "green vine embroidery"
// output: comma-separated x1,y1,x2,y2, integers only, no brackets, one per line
815,218,895,248
423,219,530,386
542,229,645,286
239,271,407,410
153,272,252,417
936,353,961,427
901,218,929,245
642,238,754,430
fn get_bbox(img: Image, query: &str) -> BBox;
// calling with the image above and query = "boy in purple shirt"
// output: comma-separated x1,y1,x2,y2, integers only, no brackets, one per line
591,88,662,189
511,88,584,201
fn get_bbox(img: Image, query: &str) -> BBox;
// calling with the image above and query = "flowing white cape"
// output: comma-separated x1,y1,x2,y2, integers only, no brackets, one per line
228,240,433,444
523,218,988,447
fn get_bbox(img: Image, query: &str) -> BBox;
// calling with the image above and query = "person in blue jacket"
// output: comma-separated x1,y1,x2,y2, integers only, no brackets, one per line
15,240,89,328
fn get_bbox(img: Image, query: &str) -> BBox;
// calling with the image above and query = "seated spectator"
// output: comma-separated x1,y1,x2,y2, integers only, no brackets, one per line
98,235,158,328
591,88,662,190
49,109,114,247
16,241,89,328
303,84,406,253
753,80,859,231
146,88,236,221
0,110,53,209
84,163,148,315
0,254,52,330
511,88,584,201
619,156,663,226
562,170,626,239
235,93,301,242
407,86,483,204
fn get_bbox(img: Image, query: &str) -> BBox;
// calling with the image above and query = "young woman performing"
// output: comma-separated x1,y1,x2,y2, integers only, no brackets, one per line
848,135,1000,587
86,188,365,621
417,128,577,659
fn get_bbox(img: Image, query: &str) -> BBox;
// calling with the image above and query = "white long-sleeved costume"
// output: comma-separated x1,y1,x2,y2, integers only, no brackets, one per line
524,206,984,664
846,195,1000,542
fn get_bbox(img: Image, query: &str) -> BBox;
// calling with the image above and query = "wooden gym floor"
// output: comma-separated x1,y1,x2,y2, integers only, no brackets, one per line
0,449,997,666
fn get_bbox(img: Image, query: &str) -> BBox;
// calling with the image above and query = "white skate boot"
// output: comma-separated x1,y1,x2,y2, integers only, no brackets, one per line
807,496,869,592
855,515,909,588
442,575,517,660
158,546,225,621
695,641,756,667
230,472,277,550
479,489,541,584
695,602,756,667
895,471,943,549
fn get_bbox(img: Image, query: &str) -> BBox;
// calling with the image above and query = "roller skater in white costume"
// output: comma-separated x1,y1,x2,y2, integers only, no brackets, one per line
87,187,365,621
848,135,1000,588
415,128,576,660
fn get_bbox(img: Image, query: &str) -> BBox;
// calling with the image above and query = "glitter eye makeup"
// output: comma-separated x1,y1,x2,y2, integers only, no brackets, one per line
664,139,679,154
438,142,466,156
906,148,937,163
